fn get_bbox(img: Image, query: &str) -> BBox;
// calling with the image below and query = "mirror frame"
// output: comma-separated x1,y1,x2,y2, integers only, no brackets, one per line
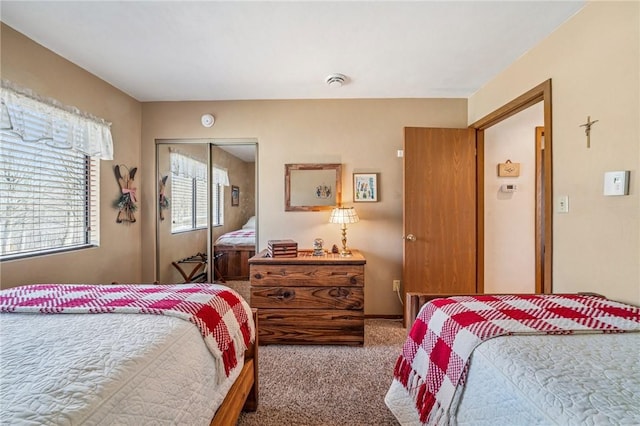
285,163,342,211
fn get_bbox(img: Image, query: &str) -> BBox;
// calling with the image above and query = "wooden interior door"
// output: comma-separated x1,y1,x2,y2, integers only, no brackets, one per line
403,127,477,317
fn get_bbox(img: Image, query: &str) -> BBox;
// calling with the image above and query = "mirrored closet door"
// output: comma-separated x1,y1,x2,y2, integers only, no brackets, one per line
156,140,257,284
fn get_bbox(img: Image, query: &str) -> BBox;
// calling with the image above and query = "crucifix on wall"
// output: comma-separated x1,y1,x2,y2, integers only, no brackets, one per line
579,116,599,148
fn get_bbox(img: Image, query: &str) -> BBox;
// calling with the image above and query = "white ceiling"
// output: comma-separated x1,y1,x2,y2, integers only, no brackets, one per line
1,1,585,103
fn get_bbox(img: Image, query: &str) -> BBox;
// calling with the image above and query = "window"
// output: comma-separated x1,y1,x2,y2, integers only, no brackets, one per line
170,152,211,233
0,83,112,260
211,167,227,227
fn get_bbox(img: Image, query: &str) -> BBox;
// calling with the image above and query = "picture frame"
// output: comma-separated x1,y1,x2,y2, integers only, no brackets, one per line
231,185,240,206
285,163,342,211
353,173,378,202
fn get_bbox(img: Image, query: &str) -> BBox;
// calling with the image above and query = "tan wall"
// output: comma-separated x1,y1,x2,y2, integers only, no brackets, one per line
0,24,143,287
469,1,640,305
141,99,468,315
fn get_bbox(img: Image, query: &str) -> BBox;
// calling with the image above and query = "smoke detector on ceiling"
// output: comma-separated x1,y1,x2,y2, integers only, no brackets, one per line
325,73,348,88
201,113,215,128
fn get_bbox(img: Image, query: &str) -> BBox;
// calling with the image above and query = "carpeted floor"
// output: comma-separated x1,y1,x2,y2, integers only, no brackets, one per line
224,281,407,426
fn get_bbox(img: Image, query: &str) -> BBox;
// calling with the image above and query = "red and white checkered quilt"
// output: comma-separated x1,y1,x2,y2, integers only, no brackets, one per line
393,294,640,425
0,283,255,380
215,229,255,246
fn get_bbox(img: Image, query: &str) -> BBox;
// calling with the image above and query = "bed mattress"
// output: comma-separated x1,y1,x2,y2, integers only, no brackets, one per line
386,332,640,425
0,313,242,425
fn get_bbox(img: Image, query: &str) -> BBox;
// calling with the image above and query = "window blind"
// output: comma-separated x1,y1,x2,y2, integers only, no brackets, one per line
211,177,224,227
0,129,100,259
195,178,208,228
170,174,194,232
170,152,209,233
211,166,227,226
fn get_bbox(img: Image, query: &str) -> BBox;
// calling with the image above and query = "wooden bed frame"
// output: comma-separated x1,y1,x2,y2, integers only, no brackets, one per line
210,308,259,425
405,292,455,329
214,244,256,281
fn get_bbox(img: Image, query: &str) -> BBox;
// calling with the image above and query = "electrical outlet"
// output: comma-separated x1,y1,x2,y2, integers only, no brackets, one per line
392,280,401,292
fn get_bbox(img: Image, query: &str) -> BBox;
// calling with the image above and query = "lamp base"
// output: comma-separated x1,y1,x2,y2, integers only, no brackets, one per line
338,224,352,257
339,248,352,257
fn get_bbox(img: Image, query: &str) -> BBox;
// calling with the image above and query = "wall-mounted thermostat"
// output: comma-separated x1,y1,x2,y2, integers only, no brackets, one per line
500,184,518,193
603,171,630,196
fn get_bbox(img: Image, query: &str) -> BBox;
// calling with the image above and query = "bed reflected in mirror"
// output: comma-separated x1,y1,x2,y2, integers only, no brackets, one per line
210,144,256,282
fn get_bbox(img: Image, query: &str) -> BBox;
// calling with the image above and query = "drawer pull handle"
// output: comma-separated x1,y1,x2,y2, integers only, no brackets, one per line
253,273,262,279
329,288,350,298
272,290,293,300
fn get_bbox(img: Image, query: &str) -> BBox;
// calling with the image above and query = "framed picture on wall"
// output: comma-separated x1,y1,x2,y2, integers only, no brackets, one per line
231,185,240,206
353,173,378,202
285,163,342,211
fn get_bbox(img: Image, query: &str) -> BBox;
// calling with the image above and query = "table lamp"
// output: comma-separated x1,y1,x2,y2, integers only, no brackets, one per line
329,206,359,256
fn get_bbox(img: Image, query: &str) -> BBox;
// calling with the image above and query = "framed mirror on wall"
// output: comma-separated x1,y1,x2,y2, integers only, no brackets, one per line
285,163,342,211
155,139,257,285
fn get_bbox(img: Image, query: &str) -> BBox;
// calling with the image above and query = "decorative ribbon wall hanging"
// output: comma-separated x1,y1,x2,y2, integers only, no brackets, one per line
159,175,169,221
113,165,138,223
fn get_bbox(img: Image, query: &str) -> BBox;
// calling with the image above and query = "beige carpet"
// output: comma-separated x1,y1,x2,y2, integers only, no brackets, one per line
225,281,407,426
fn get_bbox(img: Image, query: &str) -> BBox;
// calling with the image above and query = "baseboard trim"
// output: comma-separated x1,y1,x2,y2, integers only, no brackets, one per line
365,314,403,319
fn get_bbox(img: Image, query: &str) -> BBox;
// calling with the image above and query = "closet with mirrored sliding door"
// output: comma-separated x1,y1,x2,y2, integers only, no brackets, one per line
155,139,257,284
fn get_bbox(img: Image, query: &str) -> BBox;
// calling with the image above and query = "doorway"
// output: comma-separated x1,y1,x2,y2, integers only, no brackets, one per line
472,79,552,294
482,103,543,293
402,80,552,319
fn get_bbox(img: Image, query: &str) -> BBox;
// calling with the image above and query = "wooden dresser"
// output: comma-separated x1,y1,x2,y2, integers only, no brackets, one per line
249,249,365,345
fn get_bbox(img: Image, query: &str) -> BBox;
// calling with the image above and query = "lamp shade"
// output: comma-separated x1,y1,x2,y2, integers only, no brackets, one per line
329,207,360,224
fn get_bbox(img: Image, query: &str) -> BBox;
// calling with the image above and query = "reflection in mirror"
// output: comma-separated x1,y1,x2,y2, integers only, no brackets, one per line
211,144,257,282
156,140,257,285
156,143,209,284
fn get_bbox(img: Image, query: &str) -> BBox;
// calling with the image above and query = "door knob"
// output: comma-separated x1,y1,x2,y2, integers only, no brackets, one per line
405,234,417,242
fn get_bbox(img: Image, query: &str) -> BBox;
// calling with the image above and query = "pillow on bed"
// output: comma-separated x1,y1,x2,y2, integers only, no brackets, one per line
242,216,256,229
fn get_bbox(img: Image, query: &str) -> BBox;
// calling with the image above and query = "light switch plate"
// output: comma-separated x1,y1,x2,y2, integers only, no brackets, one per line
604,171,630,196
557,195,569,213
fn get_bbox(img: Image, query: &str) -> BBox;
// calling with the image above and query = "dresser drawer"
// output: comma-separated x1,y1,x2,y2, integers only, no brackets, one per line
257,309,364,345
250,264,364,287
248,249,366,345
251,286,364,310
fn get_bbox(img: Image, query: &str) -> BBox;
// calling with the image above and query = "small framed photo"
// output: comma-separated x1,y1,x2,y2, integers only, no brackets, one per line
353,173,378,202
231,185,240,206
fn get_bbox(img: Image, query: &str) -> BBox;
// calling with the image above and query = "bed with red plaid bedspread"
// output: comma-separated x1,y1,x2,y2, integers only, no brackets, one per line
214,229,256,246
390,294,640,425
0,283,254,380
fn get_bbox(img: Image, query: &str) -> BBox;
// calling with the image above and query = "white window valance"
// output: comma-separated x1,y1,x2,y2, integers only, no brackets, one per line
170,149,207,181
212,166,230,186
0,80,113,160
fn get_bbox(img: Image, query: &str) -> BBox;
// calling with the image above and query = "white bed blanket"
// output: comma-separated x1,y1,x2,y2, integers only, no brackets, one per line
386,333,640,425
0,313,241,425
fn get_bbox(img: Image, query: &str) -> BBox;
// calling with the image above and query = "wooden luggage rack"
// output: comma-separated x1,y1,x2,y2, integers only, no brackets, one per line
171,252,208,283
